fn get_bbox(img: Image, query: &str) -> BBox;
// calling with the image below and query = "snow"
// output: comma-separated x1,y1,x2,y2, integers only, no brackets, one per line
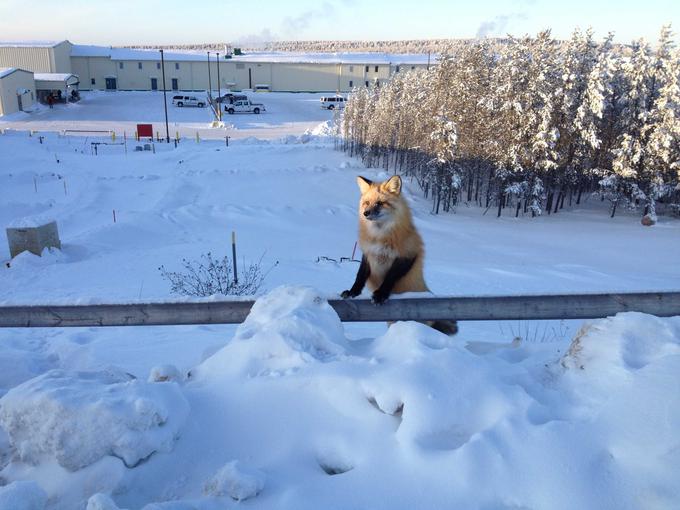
33,73,76,82
0,481,47,510
202,460,266,500
0,90,333,139
0,40,65,48
0,367,189,471
0,101,679,508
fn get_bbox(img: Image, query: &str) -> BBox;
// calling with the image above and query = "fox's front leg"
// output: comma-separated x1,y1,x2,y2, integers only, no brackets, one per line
371,257,416,305
341,255,370,298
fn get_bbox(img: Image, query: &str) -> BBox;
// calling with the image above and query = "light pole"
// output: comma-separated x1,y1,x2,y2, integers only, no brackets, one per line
160,49,170,143
216,52,222,121
207,51,212,100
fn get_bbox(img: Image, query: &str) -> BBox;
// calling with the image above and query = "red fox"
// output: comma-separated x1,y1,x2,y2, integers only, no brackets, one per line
341,175,457,335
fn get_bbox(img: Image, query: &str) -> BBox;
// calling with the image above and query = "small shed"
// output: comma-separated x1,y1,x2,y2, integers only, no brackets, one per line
0,67,35,116
34,73,80,103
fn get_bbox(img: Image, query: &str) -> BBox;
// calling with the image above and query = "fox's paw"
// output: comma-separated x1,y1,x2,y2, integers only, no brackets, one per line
341,290,357,299
371,290,389,305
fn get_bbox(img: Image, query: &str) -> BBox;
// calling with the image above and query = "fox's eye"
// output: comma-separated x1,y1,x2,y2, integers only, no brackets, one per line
376,201,384,207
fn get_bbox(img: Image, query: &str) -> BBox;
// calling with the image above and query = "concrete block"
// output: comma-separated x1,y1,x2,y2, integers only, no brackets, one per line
6,221,61,258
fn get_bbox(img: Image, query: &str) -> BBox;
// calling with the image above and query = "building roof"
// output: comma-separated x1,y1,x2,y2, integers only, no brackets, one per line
34,73,78,82
0,40,69,48
0,67,33,79
0,67,17,79
71,44,434,65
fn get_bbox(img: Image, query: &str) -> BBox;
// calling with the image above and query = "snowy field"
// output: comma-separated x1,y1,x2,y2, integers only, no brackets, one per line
0,91,335,140
0,129,679,509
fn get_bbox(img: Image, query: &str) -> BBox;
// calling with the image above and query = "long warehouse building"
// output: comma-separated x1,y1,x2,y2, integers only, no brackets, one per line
0,40,430,108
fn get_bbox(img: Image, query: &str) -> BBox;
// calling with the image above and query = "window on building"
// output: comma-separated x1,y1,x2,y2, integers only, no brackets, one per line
349,65,353,72
349,80,353,87
175,63,179,70
365,80,369,87
119,62,124,69
396,65,400,73
365,65,369,73
91,78,95,85
138,62,142,70
156,62,161,70
375,65,379,72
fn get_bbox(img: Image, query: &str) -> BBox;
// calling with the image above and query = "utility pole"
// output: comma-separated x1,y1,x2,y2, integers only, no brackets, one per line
216,52,222,121
207,51,212,99
160,49,170,143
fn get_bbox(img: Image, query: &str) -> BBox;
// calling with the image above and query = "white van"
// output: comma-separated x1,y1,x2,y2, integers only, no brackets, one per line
320,96,346,110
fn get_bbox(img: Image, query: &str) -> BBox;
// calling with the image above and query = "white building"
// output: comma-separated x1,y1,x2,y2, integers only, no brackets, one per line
0,40,432,106
0,67,35,116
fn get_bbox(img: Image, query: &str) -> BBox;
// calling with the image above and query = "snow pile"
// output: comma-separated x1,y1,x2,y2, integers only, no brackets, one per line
197,286,348,378
0,367,189,471
203,460,266,501
86,494,123,510
306,120,337,137
0,481,47,510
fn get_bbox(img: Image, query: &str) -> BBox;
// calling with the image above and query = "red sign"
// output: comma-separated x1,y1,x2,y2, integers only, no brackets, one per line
137,123,153,138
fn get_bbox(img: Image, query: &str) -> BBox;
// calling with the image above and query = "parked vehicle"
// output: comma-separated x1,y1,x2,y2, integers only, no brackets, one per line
174,95,206,107
225,99,265,114
216,93,247,104
320,96,346,110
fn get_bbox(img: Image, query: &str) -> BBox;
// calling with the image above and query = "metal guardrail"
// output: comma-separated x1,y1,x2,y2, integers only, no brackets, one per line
0,292,678,328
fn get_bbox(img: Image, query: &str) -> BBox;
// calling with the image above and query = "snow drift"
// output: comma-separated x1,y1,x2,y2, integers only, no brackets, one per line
0,367,189,471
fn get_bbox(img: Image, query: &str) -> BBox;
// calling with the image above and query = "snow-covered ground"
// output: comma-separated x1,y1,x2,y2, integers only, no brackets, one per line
0,128,679,510
0,91,335,140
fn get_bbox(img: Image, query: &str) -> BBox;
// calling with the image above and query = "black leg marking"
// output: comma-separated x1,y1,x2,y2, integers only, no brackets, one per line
372,257,416,305
341,255,370,298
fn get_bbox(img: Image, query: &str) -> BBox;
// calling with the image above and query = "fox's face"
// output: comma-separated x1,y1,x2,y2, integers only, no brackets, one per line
356,175,405,226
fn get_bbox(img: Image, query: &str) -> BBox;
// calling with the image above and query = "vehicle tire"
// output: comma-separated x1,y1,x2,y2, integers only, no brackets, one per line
328,105,335,110
254,108,260,114
227,108,235,114
198,102,204,107
177,102,183,107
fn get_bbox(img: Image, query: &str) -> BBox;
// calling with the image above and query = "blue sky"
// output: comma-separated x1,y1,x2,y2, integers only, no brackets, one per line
0,0,677,45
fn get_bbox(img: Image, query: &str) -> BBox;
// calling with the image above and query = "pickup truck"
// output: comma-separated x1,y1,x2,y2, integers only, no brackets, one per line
225,99,265,114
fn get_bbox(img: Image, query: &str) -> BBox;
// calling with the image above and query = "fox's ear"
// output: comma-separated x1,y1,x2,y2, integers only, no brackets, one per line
381,175,402,195
357,176,373,194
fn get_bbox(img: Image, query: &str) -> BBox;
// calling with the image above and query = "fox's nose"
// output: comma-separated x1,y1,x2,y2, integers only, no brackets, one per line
363,210,371,217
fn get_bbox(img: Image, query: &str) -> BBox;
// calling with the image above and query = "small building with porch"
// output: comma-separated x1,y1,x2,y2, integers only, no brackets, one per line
34,73,80,103
0,67,35,116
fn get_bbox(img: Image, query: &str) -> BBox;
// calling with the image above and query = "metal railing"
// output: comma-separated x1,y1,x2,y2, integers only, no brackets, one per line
1,291,678,328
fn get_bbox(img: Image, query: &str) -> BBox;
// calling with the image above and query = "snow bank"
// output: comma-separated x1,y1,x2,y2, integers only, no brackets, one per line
203,460,265,501
197,286,348,378
0,481,47,510
0,367,189,471
86,494,125,510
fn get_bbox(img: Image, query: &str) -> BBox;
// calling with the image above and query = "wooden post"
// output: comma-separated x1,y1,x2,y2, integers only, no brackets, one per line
33,176,37,193
111,131,116,142
113,209,116,223
196,132,200,143
231,230,238,284
63,180,67,195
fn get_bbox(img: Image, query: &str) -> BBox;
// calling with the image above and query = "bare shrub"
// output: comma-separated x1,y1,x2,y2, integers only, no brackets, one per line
159,252,274,297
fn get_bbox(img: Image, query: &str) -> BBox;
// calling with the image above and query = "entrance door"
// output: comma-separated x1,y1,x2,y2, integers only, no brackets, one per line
171,78,178,90
105,78,117,90
17,95,23,111
150,78,158,90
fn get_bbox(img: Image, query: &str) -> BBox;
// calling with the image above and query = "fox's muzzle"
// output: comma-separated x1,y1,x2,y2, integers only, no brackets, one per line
363,205,383,220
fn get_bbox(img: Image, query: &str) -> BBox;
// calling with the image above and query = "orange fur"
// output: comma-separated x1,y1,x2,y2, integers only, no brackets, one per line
356,175,428,293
